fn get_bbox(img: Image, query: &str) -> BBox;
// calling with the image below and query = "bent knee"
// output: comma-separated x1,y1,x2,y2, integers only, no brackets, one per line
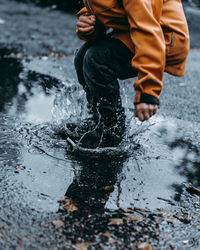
83,44,111,70
84,46,99,64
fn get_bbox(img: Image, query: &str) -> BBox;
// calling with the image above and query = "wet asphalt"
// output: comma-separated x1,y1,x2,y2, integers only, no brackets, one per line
0,0,200,249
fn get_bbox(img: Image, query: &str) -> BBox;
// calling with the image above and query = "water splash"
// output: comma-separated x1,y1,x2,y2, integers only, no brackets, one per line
51,79,89,125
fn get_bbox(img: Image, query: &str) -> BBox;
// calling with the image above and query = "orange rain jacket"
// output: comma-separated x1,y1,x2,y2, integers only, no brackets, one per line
76,0,190,104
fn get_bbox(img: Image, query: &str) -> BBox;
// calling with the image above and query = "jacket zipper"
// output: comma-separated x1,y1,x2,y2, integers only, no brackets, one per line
170,33,174,47
86,0,94,14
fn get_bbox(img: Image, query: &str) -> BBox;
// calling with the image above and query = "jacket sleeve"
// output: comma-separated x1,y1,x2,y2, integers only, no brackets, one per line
122,0,165,105
76,7,106,42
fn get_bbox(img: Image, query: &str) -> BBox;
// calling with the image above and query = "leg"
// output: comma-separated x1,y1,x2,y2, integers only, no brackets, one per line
82,37,137,120
74,42,93,107
72,37,137,148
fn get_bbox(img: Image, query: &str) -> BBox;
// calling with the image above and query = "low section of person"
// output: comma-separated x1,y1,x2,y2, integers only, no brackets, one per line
69,0,190,148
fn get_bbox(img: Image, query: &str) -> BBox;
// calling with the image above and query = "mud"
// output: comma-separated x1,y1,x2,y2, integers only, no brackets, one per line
0,1,200,249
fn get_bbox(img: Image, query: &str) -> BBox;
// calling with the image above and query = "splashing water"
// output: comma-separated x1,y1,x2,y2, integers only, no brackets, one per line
51,79,89,125
50,78,153,155
12,65,153,157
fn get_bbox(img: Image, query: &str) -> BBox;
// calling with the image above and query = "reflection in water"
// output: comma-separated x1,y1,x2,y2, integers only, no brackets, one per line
168,138,200,200
65,155,127,213
0,48,60,119
0,52,22,112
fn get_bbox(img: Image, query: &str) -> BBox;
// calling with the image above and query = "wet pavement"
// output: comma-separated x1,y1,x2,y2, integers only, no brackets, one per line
0,0,200,249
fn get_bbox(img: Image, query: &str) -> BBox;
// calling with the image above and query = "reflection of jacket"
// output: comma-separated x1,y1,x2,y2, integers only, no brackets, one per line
76,0,190,104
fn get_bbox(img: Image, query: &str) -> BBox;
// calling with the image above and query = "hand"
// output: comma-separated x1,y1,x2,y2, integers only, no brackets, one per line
134,103,158,121
77,15,96,36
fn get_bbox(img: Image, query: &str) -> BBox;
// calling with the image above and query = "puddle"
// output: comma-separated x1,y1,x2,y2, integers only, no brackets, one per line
1,47,200,214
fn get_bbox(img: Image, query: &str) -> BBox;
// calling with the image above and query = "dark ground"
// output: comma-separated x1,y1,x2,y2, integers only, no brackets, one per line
0,1,200,249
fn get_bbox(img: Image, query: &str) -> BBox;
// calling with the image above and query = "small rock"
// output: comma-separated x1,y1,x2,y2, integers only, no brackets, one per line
73,242,90,250
16,165,26,170
52,220,64,228
103,185,113,191
136,242,152,250
58,198,79,212
108,218,124,226
124,213,144,222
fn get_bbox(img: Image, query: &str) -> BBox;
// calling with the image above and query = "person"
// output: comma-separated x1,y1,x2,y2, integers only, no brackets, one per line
69,0,190,148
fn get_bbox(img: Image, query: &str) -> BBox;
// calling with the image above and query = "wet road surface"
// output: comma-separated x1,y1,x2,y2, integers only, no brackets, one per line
1,1,200,249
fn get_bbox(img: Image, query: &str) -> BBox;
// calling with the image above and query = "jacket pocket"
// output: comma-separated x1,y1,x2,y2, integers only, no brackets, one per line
164,30,173,53
165,31,189,64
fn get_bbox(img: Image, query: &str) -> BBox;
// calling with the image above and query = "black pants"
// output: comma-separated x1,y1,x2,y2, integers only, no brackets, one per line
74,37,137,120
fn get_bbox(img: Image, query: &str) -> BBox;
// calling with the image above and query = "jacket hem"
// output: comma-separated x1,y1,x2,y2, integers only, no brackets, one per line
165,67,185,77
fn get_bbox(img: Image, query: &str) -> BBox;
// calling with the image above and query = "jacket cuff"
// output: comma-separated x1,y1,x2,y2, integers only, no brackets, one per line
134,93,160,105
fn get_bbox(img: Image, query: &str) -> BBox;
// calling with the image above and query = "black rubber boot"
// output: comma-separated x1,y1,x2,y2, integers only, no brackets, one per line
61,107,125,149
